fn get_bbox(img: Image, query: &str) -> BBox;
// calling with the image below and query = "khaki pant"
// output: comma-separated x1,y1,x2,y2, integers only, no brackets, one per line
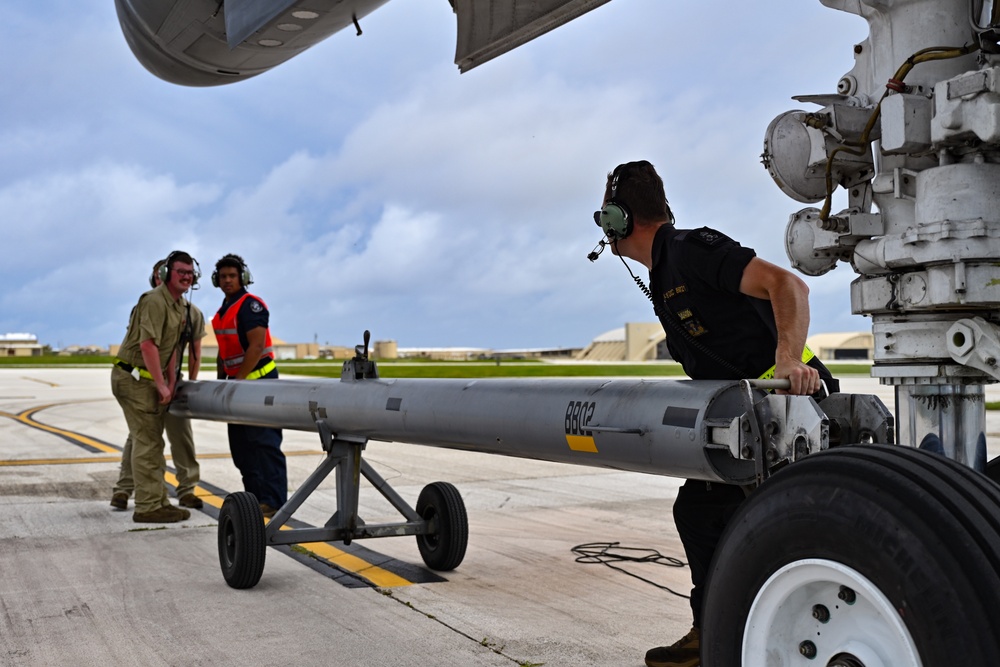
111,367,170,513
113,411,200,499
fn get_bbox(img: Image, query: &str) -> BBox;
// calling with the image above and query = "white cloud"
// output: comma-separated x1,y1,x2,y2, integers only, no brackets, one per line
0,163,220,346
1,0,880,351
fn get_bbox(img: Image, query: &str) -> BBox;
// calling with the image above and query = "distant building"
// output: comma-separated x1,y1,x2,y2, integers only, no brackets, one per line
110,329,318,364
374,340,398,359
577,328,626,361
197,329,316,362
389,342,580,361
490,347,579,360
0,333,43,357
577,323,669,362
807,332,874,361
57,344,108,356
319,345,354,360
397,347,492,361
576,323,874,363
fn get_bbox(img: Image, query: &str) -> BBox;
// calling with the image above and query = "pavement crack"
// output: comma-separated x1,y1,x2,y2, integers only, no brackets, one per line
378,588,544,666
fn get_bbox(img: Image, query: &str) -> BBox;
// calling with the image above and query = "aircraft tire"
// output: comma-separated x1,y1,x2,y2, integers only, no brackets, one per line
415,482,468,571
986,454,1000,485
701,444,1000,667
218,491,266,589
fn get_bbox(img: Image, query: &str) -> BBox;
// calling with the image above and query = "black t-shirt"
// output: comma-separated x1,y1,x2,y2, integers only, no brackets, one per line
649,224,836,387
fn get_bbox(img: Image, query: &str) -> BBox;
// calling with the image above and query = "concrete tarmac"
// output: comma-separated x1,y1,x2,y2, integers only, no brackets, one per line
1,369,998,667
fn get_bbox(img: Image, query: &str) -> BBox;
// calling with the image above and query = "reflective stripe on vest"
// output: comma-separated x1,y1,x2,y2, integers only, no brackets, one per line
211,293,274,377
245,359,277,380
757,345,816,380
216,346,276,370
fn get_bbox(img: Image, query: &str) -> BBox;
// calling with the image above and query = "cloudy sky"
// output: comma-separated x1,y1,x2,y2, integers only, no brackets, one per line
2,1,872,351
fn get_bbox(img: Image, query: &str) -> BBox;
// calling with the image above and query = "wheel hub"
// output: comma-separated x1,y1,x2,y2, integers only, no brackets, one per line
742,559,921,666
221,517,236,565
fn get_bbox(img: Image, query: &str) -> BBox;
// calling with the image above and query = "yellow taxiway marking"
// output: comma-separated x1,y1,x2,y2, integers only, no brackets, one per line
0,455,123,466
265,517,413,588
291,539,413,588
2,402,415,588
0,450,324,467
166,476,413,589
1,404,120,454
163,471,226,510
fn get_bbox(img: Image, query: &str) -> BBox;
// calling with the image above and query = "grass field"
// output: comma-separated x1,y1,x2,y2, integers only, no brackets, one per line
0,355,872,379
10,355,998,407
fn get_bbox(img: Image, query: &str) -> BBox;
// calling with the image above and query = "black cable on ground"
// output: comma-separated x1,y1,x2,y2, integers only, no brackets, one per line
571,541,690,599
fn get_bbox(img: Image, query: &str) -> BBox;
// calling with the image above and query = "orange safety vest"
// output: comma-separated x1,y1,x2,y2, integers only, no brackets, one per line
212,293,274,378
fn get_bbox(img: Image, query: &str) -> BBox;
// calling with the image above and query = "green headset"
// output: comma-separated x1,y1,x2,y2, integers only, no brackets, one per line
155,250,200,286
150,260,166,288
594,165,634,242
211,254,254,287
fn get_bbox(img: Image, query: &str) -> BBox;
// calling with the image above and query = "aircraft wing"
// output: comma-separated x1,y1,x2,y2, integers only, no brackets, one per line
115,0,612,87
453,0,612,73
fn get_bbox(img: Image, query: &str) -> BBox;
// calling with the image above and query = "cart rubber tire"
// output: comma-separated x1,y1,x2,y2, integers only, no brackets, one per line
415,481,468,571
702,444,1000,666
218,491,266,589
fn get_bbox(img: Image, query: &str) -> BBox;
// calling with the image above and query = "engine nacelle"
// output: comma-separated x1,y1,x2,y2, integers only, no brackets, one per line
114,0,389,87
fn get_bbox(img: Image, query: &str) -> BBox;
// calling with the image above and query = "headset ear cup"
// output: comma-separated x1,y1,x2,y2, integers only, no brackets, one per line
213,255,252,287
599,201,633,241
210,265,251,287
160,250,185,285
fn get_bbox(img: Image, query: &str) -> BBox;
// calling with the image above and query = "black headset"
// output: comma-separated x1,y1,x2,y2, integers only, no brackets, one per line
155,250,200,287
594,165,634,242
211,254,254,288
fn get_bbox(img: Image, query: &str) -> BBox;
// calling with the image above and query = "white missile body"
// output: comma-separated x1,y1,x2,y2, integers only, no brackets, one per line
172,371,890,485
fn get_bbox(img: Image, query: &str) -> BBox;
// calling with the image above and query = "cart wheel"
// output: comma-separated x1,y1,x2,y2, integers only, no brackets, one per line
702,444,1000,666
415,482,468,571
218,491,266,589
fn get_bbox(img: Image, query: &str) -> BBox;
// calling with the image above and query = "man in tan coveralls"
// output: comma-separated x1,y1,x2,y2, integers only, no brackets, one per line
110,257,207,512
111,250,200,523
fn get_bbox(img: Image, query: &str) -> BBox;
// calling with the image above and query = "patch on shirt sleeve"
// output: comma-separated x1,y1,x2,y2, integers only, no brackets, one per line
249,299,263,313
686,227,731,249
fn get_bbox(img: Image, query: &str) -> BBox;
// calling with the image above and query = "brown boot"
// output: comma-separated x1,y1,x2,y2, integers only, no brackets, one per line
259,503,277,519
178,493,203,509
110,492,129,511
133,505,191,523
645,627,700,667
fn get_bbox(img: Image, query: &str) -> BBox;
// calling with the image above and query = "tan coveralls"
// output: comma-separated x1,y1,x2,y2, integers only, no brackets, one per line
113,299,206,500
111,284,187,513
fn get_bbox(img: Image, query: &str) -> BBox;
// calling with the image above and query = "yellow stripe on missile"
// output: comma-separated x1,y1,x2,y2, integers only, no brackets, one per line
565,434,598,452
